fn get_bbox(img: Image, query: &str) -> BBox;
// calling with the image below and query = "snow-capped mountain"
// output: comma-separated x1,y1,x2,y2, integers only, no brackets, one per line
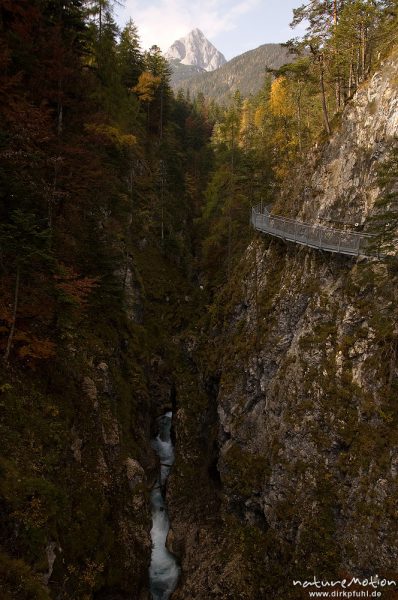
165,28,226,72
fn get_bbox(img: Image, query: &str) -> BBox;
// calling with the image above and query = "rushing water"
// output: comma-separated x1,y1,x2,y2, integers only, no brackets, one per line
149,412,180,600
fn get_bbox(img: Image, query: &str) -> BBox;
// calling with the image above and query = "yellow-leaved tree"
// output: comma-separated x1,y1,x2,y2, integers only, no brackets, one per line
133,71,161,103
268,76,299,179
269,76,295,118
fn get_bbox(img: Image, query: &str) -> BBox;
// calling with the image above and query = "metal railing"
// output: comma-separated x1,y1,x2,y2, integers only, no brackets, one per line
251,204,379,258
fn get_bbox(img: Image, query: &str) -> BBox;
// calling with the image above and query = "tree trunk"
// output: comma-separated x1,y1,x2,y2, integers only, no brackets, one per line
227,122,236,276
160,160,165,247
129,161,134,195
296,86,303,154
57,75,63,137
361,25,367,79
161,206,164,245
335,78,341,110
159,85,163,140
4,264,20,363
319,58,331,135
348,45,354,97
334,47,341,110
227,215,232,277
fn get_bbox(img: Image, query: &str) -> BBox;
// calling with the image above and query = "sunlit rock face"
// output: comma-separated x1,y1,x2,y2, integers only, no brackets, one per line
165,29,226,72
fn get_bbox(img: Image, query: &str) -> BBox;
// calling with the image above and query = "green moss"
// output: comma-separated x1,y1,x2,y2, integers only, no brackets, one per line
0,552,50,600
299,320,337,350
221,443,270,498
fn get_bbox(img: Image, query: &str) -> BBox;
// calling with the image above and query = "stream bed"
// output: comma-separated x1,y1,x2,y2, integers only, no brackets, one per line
149,411,180,600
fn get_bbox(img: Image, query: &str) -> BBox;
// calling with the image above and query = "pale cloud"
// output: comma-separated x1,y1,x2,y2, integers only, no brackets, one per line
116,0,261,53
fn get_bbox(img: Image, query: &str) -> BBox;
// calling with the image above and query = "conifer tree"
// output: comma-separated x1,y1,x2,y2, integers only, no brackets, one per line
118,18,143,88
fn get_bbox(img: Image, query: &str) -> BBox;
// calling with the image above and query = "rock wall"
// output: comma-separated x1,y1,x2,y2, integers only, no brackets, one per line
281,51,398,226
169,51,398,599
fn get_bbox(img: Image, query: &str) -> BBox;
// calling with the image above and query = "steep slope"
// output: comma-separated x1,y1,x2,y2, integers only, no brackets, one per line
171,43,294,104
169,61,207,88
167,51,398,599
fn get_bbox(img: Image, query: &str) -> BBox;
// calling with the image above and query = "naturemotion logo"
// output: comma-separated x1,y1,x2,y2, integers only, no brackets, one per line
292,575,397,598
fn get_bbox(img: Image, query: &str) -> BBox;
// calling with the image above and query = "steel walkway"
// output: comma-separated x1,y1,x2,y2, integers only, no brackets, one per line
251,204,380,258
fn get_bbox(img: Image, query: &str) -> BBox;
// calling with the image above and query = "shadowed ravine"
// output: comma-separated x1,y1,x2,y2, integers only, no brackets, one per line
149,412,180,600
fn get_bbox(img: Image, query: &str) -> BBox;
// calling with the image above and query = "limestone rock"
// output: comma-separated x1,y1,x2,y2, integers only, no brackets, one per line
125,457,144,491
82,376,98,401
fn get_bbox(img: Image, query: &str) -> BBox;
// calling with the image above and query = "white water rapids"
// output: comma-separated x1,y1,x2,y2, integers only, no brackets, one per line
149,412,180,600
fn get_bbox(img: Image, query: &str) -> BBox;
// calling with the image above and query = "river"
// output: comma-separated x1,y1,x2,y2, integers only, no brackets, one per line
149,411,180,600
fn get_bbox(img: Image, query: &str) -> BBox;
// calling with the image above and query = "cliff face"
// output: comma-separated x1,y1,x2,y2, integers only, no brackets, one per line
0,230,201,599
0,256,154,599
168,52,398,599
281,52,398,226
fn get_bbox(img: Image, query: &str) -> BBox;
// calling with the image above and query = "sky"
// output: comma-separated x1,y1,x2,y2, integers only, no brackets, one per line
115,0,307,60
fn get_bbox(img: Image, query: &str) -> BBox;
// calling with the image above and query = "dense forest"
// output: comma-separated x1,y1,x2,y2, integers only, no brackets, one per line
0,0,397,598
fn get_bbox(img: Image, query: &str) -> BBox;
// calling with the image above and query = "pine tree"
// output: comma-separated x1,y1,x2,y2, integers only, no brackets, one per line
118,19,143,88
290,0,343,131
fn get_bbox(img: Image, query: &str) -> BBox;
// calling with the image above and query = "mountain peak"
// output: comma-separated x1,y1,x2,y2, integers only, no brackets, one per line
190,28,205,37
165,29,226,72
